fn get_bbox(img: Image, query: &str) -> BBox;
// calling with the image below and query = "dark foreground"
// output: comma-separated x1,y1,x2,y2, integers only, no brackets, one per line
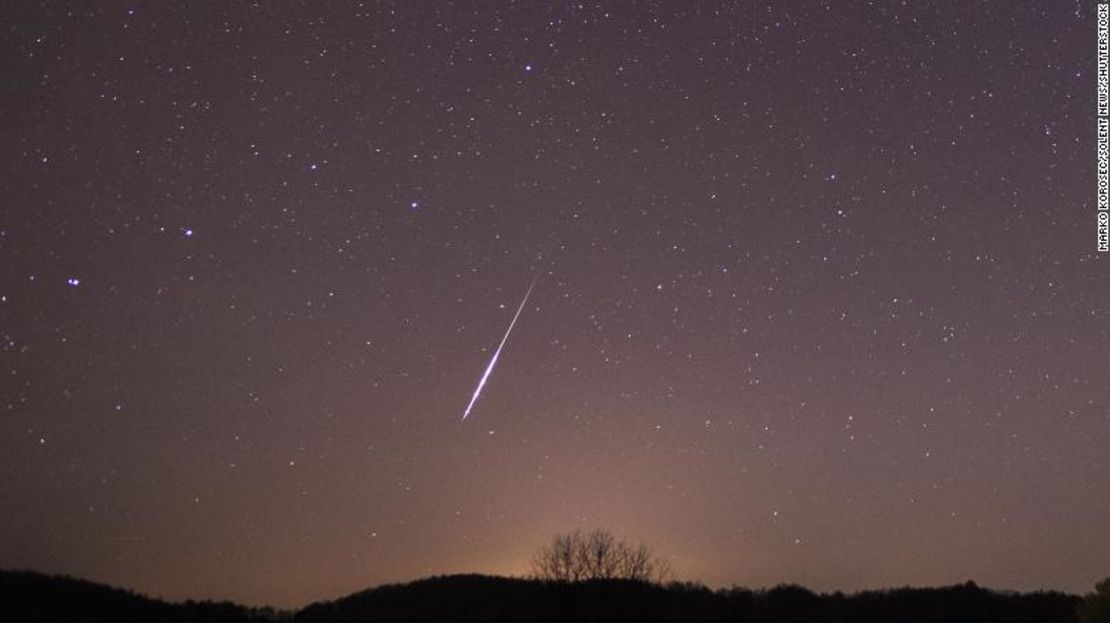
0,569,1084,622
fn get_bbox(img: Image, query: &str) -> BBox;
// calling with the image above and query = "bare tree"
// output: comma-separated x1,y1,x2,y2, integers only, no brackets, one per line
531,529,671,583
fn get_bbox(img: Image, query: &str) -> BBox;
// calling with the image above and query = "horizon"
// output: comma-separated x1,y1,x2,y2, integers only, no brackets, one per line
2,1,1107,611
0,567,1095,612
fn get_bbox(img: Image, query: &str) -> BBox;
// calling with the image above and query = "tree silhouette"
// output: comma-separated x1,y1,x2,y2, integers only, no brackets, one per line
530,529,671,583
1079,578,1110,622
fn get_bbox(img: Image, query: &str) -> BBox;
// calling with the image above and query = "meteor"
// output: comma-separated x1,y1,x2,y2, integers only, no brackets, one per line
461,272,540,420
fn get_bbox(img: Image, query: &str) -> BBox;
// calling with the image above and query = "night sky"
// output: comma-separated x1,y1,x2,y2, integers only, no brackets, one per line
2,0,1108,609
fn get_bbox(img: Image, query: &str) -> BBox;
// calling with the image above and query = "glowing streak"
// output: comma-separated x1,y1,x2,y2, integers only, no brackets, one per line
461,273,539,420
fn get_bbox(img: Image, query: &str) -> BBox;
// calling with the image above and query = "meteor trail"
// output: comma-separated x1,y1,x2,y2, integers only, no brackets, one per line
461,272,540,420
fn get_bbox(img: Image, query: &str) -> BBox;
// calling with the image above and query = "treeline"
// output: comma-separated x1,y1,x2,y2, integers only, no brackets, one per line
0,570,277,622
296,574,1082,622
0,569,1094,622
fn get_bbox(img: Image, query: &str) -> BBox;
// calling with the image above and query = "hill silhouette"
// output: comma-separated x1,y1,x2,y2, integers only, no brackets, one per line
0,569,1085,622
0,570,274,622
295,574,1082,622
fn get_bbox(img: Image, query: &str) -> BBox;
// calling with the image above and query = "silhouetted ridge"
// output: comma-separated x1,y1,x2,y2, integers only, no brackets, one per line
0,570,270,622
294,575,1082,622
0,569,1086,622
